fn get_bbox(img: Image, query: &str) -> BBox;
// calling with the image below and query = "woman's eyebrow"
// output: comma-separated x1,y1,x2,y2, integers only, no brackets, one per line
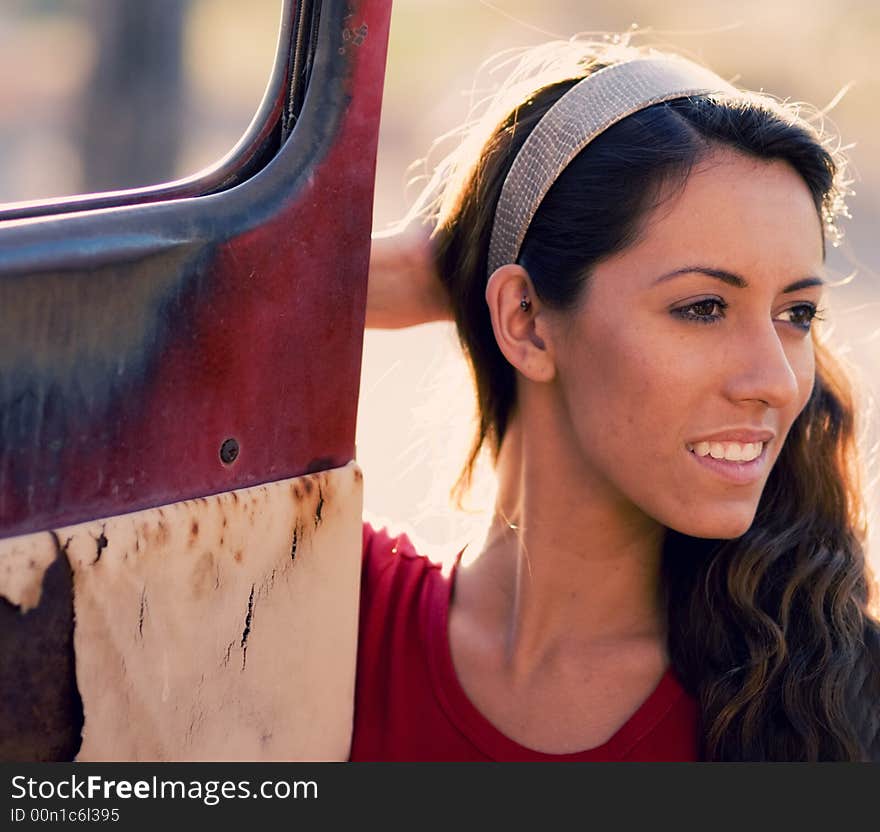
652,266,826,293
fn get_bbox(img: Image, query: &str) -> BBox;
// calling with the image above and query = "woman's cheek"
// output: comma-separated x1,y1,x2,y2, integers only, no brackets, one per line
781,345,816,425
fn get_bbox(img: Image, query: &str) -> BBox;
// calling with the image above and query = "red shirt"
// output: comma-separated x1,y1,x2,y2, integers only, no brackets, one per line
349,522,701,761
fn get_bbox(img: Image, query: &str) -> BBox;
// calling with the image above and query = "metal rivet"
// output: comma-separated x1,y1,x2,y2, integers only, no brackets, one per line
220,438,240,465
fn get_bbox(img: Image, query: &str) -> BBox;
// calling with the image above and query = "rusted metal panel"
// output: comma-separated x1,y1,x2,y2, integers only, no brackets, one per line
0,461,363,761
0,0,392,538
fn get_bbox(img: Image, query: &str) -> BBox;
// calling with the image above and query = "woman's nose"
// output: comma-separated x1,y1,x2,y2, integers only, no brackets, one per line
721,321,804,409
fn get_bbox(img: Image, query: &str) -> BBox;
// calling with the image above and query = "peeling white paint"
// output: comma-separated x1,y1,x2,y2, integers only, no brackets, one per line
0,460,364,761
0,530,58,612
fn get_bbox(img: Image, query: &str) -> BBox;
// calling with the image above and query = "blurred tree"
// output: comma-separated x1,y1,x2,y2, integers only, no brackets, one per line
80,0,186,191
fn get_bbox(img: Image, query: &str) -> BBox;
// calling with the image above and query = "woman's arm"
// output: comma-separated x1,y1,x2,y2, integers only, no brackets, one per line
366,227,452,328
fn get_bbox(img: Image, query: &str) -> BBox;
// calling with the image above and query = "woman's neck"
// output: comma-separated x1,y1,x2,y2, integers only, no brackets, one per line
459,410,668,682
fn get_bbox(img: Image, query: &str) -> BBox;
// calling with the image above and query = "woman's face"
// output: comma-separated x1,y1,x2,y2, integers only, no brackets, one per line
553,149,825,539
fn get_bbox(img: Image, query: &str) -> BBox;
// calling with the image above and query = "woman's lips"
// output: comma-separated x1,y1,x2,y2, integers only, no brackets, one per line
685,441,770,485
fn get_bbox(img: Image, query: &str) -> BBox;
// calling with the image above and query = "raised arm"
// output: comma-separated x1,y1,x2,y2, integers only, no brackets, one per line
365,226,453,329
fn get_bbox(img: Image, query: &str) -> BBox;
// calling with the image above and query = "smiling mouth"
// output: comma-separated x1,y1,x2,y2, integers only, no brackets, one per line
685,440,770,484
685,440,765,463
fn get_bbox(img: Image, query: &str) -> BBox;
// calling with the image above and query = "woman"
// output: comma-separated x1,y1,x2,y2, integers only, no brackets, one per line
351,39,880,761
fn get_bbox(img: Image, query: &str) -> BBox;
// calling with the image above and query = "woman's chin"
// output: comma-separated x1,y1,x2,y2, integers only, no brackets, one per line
670,509,757,541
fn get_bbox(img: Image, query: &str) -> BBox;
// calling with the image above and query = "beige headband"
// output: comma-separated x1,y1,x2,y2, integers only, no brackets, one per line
486,56,739,279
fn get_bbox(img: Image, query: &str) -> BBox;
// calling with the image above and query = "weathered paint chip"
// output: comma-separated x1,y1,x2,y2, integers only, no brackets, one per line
0,460,363,761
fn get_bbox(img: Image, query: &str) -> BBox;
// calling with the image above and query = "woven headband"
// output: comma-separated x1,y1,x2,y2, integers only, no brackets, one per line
486,57,740,278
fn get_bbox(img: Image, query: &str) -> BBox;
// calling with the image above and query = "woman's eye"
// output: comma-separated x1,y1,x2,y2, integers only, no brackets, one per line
673,300,826,331
776,303,824,331
673,298,727,324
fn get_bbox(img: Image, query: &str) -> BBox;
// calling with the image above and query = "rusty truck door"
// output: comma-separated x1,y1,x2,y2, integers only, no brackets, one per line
0,0,391,761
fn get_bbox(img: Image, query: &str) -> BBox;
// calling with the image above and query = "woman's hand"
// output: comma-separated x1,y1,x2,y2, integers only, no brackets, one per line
366,226,452,329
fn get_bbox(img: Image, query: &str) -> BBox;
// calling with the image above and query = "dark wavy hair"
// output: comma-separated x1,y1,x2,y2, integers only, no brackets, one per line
417,41,880,761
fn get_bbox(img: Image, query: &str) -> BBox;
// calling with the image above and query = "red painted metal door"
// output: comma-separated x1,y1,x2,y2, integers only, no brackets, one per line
0,0,391,761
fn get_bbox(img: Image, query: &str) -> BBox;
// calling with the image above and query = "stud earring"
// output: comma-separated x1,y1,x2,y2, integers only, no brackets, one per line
520,296,531,311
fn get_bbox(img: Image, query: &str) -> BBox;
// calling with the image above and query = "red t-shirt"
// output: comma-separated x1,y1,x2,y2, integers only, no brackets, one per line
349,521,701,761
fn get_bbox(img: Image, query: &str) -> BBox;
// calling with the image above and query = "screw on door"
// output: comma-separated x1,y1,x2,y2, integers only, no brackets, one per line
220,438,240,465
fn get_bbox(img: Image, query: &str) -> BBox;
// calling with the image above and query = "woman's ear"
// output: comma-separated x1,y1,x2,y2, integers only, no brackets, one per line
485,264,555,383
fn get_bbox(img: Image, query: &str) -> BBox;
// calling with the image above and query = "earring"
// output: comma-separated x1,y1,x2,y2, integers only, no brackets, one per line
520,296,531,311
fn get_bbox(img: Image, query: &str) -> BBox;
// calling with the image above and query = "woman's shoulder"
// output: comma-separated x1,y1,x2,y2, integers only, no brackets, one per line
361,515,447,595
358,516,455,659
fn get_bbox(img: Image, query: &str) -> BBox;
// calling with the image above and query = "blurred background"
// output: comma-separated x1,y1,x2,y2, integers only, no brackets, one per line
0,0,877,569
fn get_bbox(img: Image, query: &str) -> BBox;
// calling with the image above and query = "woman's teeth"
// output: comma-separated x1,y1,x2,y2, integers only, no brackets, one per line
686,441,764,462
